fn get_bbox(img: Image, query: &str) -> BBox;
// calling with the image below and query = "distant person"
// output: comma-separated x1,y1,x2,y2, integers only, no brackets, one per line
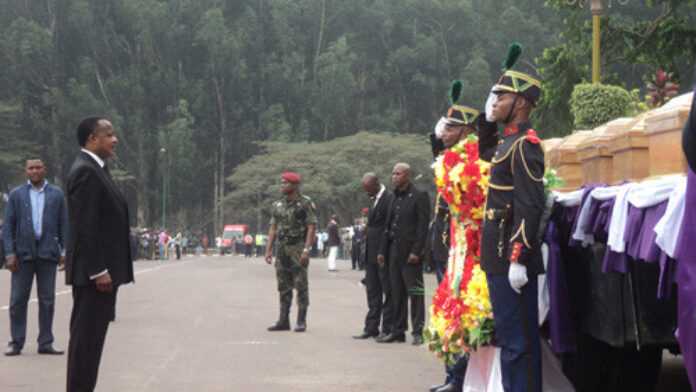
174,232,182,260
377,163,430,345
65,117,134,391
265,172,317,332
3,159,68,356
255,233,264,256
158,230,169,260
243,233,254,257
201,233,209,254
327,215,341,271
351,219,365,270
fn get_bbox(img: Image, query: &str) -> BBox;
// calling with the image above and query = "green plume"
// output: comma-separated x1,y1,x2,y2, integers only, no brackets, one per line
503,42,522,70
449,80,463,105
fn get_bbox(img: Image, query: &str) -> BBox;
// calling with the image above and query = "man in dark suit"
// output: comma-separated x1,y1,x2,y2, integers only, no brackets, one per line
353,173,394,340
3,159,69,356
377,163,430,345
65,117,134,392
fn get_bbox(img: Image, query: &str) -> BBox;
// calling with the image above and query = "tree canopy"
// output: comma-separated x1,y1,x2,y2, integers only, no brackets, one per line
0,0,694,233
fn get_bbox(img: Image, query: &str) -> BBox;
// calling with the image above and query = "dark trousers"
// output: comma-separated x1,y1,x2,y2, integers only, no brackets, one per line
363,260,393,335
487,274,541,392
434,257,447,284
389,242,425,337
8,258,57,350
66,285,117,392
445,355,469,386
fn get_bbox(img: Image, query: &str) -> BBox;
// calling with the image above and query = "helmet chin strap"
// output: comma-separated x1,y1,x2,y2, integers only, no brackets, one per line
504,94,519,126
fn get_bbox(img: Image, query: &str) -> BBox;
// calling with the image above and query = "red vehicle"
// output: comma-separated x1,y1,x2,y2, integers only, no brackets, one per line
221,224,249,254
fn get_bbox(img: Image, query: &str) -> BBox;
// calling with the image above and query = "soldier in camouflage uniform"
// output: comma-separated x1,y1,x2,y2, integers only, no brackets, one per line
265,171,317,332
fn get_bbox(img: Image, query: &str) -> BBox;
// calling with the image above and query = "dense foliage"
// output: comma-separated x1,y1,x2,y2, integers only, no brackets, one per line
0,1,694,233
569,83,638,129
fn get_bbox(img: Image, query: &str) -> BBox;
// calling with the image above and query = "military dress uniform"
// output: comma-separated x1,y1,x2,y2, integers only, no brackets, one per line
270,193,317,329
479,50,545,392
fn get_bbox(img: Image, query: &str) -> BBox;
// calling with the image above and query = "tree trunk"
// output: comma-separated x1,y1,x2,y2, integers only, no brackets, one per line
213,76,227,234
313,0,327,78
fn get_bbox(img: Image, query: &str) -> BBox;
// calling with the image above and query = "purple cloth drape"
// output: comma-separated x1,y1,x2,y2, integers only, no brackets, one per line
675,169,696,390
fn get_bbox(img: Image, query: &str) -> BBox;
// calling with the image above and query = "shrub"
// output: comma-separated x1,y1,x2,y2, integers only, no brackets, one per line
569,83,636,129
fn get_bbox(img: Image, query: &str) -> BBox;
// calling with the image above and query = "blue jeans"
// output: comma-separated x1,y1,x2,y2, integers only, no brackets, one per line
9,258,58,350
486,274,542,392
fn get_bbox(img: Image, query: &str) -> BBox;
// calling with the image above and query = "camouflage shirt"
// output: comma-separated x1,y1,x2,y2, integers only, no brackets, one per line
270,194,318,245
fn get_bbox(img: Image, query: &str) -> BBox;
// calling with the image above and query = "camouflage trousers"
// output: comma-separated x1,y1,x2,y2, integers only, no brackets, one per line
275,244,309,309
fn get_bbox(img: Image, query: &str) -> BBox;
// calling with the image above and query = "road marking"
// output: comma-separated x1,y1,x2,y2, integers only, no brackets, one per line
0,259,197,311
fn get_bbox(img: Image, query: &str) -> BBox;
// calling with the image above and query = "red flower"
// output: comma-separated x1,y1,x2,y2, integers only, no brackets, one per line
443,151,462,168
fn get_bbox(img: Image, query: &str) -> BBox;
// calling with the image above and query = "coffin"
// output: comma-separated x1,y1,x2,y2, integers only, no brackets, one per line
644,93,692,176
555,131,593,191
608,113,650,183
543,138,564,168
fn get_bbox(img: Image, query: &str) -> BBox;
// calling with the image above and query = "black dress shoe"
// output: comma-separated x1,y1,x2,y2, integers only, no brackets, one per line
375,333,406,343
429,383,447,392
4,346,21,356
267,322,291,331
435,383,460,392
352,332,378,339
412,335,424,346
38,346,64,355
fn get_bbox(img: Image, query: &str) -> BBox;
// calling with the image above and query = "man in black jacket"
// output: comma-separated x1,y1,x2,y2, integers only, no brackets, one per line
377,163,430,345
353,173,394,340
65,117,134,392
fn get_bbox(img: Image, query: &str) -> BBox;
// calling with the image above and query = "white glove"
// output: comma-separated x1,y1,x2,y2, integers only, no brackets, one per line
485,91,498,122
508,263,528,294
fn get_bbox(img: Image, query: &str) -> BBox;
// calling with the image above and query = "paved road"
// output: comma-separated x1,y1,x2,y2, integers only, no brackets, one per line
0,256,443,391
0,255,690,391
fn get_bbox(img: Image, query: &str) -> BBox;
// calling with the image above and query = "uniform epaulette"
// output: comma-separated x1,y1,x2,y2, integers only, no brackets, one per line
524,129,541,144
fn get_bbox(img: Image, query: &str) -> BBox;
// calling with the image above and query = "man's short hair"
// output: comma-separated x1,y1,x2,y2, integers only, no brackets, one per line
77,117,107,147
362,172,378,182
393,162,411,173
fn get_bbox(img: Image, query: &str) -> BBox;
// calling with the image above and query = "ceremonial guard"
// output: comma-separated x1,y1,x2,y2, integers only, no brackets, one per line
480,44,545,392
265,172,317,332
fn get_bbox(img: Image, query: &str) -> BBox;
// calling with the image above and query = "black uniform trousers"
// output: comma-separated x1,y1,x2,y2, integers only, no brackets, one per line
388,242,425,337
363,260,393,335
66,285,118,392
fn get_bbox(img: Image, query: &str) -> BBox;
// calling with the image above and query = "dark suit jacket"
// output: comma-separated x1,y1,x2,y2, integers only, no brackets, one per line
2,182,69,262
379,183,430,262
364,188,392,264
65,151,134,287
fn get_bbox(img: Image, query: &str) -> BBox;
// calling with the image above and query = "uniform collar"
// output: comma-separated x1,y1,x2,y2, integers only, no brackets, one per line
503,122,531,138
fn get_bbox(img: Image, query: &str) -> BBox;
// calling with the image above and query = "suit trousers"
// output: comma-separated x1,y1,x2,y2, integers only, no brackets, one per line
9,258,57,350
363,260,393,335
66,285,117,392
486,274,542,392
388,242,425,337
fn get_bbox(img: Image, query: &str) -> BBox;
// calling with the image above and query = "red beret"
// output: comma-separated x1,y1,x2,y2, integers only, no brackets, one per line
281,171,301,184
361,208,369,214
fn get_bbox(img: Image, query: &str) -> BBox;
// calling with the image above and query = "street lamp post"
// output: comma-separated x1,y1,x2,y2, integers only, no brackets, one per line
160,147,167,229
591,0,604,84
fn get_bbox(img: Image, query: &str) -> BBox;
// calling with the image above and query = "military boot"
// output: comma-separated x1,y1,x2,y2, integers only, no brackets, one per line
267,305,291,331
294,307,307,332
